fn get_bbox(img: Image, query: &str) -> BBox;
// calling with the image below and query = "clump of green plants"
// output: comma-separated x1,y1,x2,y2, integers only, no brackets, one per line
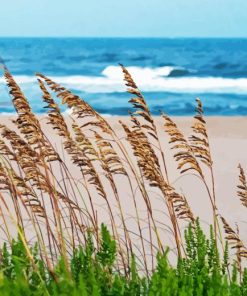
0,221,246,295
0,64,246,294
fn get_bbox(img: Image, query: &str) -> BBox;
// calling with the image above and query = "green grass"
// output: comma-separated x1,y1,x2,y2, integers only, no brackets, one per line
0,220,246,296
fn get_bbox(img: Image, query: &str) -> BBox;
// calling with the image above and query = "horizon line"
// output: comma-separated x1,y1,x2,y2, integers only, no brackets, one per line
0,36,247,39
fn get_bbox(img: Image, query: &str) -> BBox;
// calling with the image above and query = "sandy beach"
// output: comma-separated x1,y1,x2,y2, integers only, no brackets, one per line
107,116,247,234
1,115,247,254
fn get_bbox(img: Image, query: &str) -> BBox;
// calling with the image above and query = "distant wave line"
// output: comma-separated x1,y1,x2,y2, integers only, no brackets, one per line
1,65,247,94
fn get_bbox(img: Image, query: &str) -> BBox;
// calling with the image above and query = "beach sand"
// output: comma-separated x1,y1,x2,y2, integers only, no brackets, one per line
1,115,247,256
109,117,247,203
108,116,247,236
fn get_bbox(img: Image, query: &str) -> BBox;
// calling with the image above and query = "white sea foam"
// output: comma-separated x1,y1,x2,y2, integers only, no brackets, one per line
102,65,178,79
0,76,37,84
0,112,17,116
1,66,247,94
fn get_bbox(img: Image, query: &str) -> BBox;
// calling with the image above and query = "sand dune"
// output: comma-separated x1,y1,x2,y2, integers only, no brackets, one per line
1,115,247,258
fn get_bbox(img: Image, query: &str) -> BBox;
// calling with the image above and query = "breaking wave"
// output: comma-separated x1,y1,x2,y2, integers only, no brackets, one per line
1,66,247,95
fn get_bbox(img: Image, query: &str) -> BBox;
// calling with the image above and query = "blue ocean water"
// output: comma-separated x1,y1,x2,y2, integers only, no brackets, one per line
1,38,247,115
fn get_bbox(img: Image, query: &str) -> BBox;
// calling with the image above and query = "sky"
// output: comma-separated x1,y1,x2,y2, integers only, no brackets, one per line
0,0,247,37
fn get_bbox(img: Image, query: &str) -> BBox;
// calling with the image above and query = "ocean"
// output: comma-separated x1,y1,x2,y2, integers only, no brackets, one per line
1,37,247,115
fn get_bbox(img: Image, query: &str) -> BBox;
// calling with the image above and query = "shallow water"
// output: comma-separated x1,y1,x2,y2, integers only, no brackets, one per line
1,38,247,115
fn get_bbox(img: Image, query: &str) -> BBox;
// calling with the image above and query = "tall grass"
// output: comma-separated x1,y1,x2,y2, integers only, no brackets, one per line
0,64,246,294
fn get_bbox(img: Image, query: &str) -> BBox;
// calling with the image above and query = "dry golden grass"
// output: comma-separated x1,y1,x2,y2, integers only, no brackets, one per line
0,64,246,276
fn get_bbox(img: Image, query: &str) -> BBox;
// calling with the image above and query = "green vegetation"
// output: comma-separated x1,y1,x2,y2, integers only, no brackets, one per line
0,221,246,295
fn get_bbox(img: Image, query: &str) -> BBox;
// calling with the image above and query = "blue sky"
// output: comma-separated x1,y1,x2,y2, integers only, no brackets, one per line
0,0,247,37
